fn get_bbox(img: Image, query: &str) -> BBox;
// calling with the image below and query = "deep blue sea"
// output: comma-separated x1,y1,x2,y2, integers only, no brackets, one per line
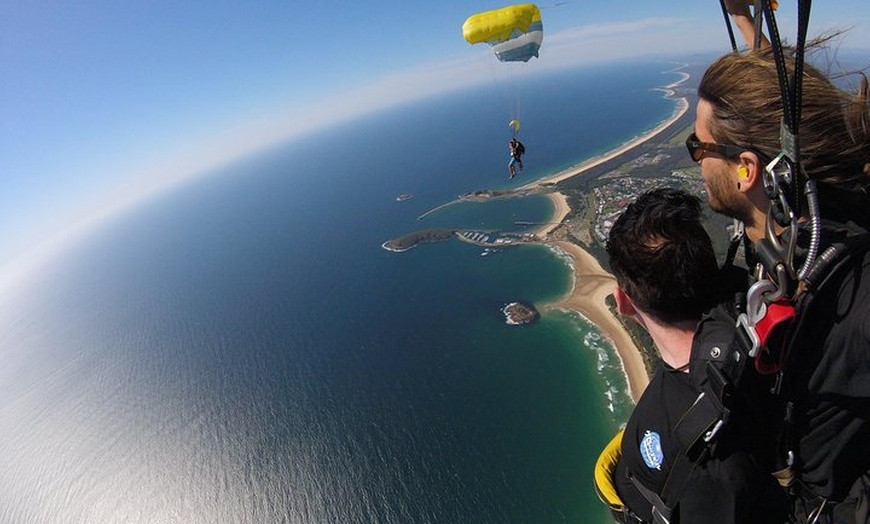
0,60,681,523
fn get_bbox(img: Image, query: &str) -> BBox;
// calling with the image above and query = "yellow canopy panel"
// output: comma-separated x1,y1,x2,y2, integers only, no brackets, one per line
462,4,542,51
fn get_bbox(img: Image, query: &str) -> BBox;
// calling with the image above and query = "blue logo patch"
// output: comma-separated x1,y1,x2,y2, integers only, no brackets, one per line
640,430,664,470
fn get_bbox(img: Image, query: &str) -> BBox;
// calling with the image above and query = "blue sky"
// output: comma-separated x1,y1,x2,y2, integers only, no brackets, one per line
2,1,869,273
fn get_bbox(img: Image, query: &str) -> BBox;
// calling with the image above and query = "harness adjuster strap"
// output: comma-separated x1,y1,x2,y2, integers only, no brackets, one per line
629,475,673,524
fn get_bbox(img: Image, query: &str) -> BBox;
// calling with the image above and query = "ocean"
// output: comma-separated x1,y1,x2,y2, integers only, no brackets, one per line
0,60,681,523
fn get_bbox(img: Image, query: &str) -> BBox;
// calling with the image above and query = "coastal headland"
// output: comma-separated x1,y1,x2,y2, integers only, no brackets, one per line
386,65,708,403
525,69,695,401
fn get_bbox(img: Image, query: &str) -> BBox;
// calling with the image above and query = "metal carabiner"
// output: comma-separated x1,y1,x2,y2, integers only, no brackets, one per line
736,279,778,357
764,152,801,281
747,278,777,323
764,153,790,201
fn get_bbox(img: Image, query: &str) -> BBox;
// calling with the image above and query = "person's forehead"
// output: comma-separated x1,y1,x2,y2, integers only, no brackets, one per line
694,99,715,140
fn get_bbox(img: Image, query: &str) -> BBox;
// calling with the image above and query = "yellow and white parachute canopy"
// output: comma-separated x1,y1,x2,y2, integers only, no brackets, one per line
462,4,543,63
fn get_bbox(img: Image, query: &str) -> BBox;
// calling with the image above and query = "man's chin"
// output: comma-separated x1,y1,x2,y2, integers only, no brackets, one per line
707,197,734,218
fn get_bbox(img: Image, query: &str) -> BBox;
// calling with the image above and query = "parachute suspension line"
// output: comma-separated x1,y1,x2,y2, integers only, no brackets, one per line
718,0,767,51
751,0,821,294
482,53,520,134
462,4,542,139
511,73,523,134
506,68,524,133
718,0,739,52
491,62,524,135
759,1,801,293
753,0,765,49
487,55,512,122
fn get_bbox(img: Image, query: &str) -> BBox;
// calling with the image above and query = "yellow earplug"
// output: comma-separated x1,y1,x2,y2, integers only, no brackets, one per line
738,166,749,178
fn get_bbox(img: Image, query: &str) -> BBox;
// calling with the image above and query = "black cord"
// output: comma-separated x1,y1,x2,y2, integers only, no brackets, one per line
763,1,793,132
719,0,739,52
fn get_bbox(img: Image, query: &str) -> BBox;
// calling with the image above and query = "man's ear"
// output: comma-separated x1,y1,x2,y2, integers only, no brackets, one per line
738,151,764,192
614,287,636,316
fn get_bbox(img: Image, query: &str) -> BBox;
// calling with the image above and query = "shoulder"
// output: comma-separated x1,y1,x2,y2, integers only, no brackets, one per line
631,367,697,424
689,301,743,383
796,225,870,395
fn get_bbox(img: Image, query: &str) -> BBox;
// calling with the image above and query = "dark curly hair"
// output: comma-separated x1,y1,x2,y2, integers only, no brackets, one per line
606,188,719,323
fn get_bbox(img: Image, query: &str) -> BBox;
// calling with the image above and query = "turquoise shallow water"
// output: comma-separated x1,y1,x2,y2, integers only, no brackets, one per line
0,60,679,523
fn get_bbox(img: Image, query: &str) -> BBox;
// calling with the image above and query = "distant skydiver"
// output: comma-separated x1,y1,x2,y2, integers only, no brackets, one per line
462,6,539,181
508,137,525,179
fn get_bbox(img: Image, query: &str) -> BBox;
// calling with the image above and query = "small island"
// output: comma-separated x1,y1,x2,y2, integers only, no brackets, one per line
502,301,540,325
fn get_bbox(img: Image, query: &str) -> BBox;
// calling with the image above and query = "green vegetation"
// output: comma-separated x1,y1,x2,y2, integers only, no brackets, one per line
383,228,457,252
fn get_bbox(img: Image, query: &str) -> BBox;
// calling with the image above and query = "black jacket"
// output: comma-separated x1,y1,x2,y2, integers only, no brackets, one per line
614,360,787,524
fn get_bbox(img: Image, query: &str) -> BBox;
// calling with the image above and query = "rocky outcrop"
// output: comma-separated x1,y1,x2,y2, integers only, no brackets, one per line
502,301,539,325
382,229,457,252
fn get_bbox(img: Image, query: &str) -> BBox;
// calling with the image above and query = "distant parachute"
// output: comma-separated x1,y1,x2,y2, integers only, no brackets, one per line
508,119,521,134
462,4,543,63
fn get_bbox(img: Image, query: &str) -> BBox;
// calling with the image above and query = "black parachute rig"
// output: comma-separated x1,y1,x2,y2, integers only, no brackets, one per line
717,0,870,497
611,6,870,523
716,0,819,372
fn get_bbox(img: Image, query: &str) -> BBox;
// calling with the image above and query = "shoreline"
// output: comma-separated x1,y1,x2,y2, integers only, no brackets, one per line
533,71,691,402
522,86,689,191
546,241,649,403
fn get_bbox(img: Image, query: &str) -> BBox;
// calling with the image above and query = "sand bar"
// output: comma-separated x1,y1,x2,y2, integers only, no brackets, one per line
547,241,649,402
537,191,570,237
523,95,689,190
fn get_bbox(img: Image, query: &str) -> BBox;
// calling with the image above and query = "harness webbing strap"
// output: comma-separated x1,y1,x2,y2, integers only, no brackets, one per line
630,424,714,524
630,474,674,524
627,304,757,523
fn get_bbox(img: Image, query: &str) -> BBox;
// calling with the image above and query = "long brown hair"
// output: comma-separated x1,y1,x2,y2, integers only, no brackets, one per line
698,42,870,191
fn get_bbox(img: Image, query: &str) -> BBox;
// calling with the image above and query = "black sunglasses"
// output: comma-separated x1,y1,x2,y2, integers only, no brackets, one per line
685,132,748,162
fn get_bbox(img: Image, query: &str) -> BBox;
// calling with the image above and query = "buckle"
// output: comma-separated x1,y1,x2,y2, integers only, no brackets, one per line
735,279,795,373
736,279,777,357
704,419,726,443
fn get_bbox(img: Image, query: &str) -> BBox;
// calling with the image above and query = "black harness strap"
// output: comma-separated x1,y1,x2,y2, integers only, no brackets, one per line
630,474,675,524
626,300,755,523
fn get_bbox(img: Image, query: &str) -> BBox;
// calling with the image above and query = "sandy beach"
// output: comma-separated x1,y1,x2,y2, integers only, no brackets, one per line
523,88,689,191
533,73,690,402
547,241,649,402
